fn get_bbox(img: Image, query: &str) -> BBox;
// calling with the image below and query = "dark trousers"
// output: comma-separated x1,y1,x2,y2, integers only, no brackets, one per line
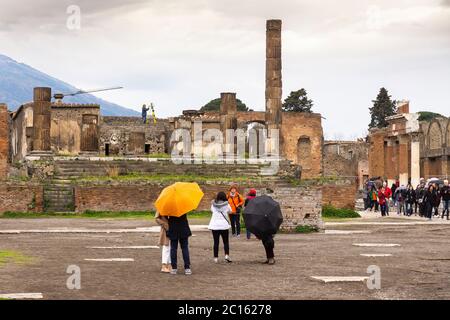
170,238,190,270
442,200,449,218
262,236,275,259
380,203,387,216
425,203,433,219
229,213,241,235
212,230,230,258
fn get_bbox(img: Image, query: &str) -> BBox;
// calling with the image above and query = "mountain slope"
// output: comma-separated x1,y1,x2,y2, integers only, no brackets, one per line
0,54,139,116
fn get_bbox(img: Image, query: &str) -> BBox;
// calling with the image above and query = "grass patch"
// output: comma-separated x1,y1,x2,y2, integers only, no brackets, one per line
322,205,361,218
145,153,171,158
74,173,257,184
294,225,319,233
0,210,212,219
0,250,33,267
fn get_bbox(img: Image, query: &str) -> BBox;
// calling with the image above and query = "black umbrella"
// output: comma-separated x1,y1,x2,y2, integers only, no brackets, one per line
243,195,283,237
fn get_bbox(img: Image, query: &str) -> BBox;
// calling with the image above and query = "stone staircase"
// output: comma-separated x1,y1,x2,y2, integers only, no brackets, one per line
53,159,271,179
44,175,74,213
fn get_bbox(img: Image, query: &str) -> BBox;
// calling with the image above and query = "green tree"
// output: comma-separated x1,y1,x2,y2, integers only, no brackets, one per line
200,98,250,112
282,88,313,112
369,88,397,129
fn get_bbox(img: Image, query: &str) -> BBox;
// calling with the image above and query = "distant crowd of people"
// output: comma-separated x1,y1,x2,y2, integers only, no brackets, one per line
363,178,450,220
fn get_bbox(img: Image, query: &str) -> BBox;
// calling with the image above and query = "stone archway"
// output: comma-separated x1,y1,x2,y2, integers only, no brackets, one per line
246,121,266,158
446,119,450,148
297,136,311,171
428,121,443,150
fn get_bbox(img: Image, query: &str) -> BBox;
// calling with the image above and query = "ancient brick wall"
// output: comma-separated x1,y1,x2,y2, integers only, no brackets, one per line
322,179,358,209
0,104,8,179
0,184,44,213
74,181,323,230
280,112,323,179
368,130,386,178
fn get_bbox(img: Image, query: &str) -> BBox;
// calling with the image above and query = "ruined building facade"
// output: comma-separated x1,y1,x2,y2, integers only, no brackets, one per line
368,101,450,186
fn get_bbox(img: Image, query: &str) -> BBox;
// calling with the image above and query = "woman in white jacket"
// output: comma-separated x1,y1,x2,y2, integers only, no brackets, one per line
208,192,233,263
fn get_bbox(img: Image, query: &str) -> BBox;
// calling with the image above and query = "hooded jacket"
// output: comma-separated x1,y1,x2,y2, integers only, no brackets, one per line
208,200,232,230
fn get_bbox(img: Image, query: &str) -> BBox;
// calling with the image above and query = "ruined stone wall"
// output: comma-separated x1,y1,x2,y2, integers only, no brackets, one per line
263,185,322,229
0,183,44,213
51,105,100,155
322,179,358,209
10,104,33,162
99,117,169,155
280,112,323,178
323,141,369,179
0,104,8,179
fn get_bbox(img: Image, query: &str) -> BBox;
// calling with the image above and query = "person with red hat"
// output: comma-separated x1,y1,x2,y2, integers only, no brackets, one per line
244,188,257,240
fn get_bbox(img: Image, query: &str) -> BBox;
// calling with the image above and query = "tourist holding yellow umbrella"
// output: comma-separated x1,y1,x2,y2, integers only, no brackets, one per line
155,182,204,275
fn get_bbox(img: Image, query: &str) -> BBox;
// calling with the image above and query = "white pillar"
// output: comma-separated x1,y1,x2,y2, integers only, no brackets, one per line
410,133,420,187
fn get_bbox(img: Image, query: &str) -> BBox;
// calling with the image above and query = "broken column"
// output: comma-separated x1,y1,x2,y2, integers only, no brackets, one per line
32,87,52,153
220,93,238,158
265,19,282,132
0,103,8,179
220,92,237,133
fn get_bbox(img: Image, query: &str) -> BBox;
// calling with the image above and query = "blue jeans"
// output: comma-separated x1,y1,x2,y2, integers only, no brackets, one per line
142,114,147,123
397,201,406,215
170,238,190,270
406,203,413,216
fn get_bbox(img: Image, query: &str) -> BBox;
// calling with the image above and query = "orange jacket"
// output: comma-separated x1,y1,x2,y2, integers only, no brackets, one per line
227,192,244,214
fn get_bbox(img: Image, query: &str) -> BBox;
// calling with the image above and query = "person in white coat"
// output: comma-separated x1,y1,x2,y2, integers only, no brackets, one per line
208,192,233,263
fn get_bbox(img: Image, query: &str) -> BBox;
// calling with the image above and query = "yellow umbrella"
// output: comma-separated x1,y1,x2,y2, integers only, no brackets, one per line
155,182,204,217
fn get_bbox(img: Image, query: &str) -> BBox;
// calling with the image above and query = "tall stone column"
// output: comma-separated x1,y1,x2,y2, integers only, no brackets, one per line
0,103,8,179
265,19,282,132
32,87,52,153
410,133,421,187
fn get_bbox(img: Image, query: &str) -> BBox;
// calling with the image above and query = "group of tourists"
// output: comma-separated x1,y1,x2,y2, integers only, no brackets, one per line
155,185,276,275
363,178,450,220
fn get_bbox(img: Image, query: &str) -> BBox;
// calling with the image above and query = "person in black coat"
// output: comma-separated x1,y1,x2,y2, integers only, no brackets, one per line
260,233,275,265
167,214,192,275
405,185,416,216
433,183,441,216
423,185,438,220
441,180,450,220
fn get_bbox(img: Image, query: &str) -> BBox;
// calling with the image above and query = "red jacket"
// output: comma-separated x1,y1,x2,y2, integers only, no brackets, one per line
378,190,387,205
384,187,392,199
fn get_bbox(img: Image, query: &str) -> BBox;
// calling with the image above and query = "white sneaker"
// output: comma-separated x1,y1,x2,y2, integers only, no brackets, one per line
225,255,232,263
214,258,218,263
185,269,192,275
170,269,177,275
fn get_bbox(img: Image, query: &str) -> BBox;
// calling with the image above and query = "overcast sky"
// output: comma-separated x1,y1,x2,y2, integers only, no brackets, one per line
1,0,449,139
